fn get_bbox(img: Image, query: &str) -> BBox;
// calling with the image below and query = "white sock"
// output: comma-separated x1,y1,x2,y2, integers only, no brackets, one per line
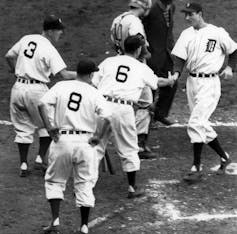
20,162,27,170
81,224,89,234
35,155,42,164
53,217,59,226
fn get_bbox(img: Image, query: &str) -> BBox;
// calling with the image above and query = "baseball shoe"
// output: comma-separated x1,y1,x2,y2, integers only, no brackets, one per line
43,224,60,234
216,155,231,175
34,155,47,172
127,185,145,199
19,162,28,177
183,165,203,183
73,224,89,234
154,116,174,126
138,149,156,160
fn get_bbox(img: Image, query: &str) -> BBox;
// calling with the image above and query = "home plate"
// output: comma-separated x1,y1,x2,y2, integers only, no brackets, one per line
210,162,237,175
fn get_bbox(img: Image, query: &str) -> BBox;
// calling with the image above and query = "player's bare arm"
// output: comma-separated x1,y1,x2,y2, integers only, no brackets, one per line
38,102,60,142
157,76,175,87
5,52,17,73
58,69,77,80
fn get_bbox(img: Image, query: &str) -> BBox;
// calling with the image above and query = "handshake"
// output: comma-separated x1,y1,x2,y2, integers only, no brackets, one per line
158,71,179,88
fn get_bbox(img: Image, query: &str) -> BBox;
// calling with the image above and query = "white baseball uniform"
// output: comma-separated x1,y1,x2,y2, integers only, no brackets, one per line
40,80,111,207
92,54,158,172
111,11,147,53
111,11,152,135
172,24,237,143
6,34,66,143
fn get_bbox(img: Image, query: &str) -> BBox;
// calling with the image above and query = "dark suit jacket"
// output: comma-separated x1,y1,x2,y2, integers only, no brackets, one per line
143,1,175,77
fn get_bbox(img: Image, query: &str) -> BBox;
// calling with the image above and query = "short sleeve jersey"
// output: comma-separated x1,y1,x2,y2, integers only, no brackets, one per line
171,24,237,73
111,12,147,52
92,55,158,102
6,34,67,83
40,80,111,132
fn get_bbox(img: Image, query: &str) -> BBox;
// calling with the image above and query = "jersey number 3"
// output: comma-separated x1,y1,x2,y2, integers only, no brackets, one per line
24,41,37,59
115,65,130,83
67,92,82,111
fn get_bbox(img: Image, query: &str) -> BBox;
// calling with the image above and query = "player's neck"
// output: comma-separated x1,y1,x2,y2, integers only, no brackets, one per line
194,20,207,30
125,52,137,59
42,31,54,44
76,76,91,84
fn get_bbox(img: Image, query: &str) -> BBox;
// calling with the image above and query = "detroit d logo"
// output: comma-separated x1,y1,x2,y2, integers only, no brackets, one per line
205,39,216,52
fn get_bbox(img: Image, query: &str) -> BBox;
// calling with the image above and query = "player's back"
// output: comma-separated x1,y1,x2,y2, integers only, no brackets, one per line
93,55,153,102
50,80,104,132
13,34,59,82
111,12,144,52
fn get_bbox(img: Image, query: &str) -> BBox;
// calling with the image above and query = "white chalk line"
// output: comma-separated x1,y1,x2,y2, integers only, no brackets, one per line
1,120,237,128
154,121,237,128
1,118,237,225
89,179,237,228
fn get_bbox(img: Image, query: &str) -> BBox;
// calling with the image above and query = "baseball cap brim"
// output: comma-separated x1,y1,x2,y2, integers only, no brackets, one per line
181,8,196,13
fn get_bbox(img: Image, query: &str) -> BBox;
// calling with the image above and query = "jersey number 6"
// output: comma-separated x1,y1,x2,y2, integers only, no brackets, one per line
67,92,82,111
115,65,130,83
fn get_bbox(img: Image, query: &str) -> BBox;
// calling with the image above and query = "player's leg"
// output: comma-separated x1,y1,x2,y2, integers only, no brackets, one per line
44,137,72,233
112,105,143,198
25,84,51,170
10,83,35,177
136,109,156,159
73,135,99,233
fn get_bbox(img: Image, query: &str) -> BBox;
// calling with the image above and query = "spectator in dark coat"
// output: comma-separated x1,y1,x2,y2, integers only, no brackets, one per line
143,0,177,125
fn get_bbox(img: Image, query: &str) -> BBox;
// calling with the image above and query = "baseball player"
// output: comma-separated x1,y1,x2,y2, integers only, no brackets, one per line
5,15,77,177
111,0,156,159
38,59,111,234
93,35,174,198
171,3,237,181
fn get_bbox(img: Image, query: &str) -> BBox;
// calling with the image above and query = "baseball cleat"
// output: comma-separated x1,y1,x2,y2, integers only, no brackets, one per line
138,146,157,160
127,185,145,199
183,171,202,183
216,157,232,175
43,224,60,234
19,162,28,177
73,224,89,234
183,165,203,183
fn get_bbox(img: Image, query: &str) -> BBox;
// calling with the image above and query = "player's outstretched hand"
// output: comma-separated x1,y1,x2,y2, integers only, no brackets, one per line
88,136,100,147
220,66,233,80
48,128,60,142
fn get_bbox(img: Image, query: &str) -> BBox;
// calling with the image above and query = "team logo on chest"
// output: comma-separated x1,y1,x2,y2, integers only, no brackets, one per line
205,39,216,52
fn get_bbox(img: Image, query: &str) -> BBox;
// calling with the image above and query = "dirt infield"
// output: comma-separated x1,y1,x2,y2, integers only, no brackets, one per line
0,0,237,233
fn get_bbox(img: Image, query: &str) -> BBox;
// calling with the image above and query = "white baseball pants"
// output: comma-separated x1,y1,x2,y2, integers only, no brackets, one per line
96,102,140,172
45,133,99,208
186,76,221,144
10,81,49,143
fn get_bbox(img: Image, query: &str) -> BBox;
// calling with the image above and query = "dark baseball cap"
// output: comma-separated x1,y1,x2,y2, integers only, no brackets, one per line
181,2,202,13
124,34,144,53
77,59,99,75
43,15,65,31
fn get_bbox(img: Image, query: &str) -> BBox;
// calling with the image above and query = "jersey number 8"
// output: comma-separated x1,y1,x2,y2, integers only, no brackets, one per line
67,92,82,111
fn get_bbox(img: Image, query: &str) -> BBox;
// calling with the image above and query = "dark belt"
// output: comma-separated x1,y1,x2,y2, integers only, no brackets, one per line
60,130,91,135
190,73,217,78
104,95,133,106
17,77,42,84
